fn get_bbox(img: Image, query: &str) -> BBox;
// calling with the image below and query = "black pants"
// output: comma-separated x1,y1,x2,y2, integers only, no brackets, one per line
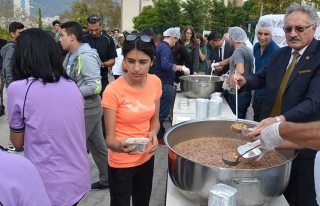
108,156,154,206
284,149,317,206
252,97,264,122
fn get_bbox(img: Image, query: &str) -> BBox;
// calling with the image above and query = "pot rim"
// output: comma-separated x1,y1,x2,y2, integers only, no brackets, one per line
164,117,298,171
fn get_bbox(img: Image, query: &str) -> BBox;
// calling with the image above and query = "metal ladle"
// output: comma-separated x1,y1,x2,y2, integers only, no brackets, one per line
222,144,261,166
230,71,242,133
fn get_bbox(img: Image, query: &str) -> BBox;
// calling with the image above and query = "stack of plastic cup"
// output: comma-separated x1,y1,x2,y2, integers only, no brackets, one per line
196,98,209,119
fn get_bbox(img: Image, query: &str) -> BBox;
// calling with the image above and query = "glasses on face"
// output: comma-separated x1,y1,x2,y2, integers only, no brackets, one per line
283,23,314,33
87,16,101,23
125,34,153,43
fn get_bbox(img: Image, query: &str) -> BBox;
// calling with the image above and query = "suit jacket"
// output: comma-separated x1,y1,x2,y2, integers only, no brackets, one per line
243,38,320,123
212,40,234,75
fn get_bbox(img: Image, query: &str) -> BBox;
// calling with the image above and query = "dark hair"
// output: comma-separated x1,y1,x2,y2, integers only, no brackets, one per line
207,31,222,41
196,33,205,47
122,33,155,61
9,22,24,33
82,26,87,30
12,28,69,83
131,30,138,34
181,25,197,49
140,28,156,39
114,29,120,33
60,21,83,43
52,20,60,26
87,14,102,24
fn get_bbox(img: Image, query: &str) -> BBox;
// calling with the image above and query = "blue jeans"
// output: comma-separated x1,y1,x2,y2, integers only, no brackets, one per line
229,92,251,119
157,84,174,139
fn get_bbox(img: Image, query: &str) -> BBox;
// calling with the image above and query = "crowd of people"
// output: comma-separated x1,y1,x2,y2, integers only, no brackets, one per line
0,3,320,206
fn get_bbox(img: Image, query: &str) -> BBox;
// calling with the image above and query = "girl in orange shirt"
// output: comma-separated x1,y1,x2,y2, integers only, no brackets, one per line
102,33,161,206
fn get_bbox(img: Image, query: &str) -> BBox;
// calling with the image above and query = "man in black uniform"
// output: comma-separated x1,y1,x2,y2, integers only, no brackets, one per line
83,14,117,94
83,14,117,139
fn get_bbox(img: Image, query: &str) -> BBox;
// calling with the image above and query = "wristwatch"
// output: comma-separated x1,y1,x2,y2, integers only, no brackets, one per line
275,116,281,122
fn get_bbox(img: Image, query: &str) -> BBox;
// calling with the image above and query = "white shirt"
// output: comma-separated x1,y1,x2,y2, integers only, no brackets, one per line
219,40,225,60
315,152,320,205
112,48,125,76
286,46,308,69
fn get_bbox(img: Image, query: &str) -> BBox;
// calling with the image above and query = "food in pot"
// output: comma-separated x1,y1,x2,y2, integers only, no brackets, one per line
173,137,287,169
230,122,247,130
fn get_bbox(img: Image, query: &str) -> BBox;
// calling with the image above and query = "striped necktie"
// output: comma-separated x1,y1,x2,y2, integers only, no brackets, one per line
271,51,300,117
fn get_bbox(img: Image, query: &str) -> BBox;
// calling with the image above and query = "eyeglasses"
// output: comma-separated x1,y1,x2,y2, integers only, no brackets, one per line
125,34,153,43
87,16,101,23
283,24,315,33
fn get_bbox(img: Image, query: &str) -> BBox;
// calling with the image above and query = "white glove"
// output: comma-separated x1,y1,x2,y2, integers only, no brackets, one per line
222,80,232,90
219,73,229,82
247,139,273,161
181,66,190,75
260,122,283,149
211,62,219,70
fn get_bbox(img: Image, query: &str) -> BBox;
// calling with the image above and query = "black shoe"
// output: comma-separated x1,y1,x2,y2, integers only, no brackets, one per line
91,181,109,190
7,146,24,152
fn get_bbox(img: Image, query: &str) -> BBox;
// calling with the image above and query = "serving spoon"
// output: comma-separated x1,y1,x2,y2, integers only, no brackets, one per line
222,144,261,166
230,71,242,133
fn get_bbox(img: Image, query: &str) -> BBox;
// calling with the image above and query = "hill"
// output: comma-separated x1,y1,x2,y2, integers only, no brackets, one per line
30,0,121,17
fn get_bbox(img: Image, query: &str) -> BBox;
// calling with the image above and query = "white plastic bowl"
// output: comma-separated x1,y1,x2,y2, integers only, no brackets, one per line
125,138,149,152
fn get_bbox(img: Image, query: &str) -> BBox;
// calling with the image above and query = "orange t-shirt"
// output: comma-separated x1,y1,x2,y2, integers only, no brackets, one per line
101,74,162,168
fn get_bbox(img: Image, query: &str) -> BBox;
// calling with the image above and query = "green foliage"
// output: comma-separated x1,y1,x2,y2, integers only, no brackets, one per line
209,0,247,34
153,0,182,33
59,0,121,29
180,0,209,32
38,8,43,29
0,26,10,41
133,6,158,31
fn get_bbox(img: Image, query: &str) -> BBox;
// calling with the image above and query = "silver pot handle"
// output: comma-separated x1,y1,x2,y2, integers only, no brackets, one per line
198,83,209,87
233,178,260,184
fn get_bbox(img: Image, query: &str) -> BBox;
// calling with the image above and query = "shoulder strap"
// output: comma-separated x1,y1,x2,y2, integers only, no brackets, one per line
22,79,36,120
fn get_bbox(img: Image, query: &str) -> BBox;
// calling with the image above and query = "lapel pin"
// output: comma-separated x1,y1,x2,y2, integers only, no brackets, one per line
306,56,310,60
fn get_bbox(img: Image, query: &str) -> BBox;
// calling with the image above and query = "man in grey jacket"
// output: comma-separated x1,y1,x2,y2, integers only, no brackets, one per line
60,21,109,190
1,22,24,88
1,22,24,152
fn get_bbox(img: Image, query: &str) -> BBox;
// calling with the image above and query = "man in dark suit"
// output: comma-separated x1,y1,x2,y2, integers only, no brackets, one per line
235,4,320,206
206,31,234,76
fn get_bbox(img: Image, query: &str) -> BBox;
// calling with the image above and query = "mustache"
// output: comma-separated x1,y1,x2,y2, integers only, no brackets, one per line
288,37,301,41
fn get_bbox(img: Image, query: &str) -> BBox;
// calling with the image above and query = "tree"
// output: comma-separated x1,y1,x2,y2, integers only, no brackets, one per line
180,0,209,32
133,6,158,31
0,26,10,40
209,0,246,34
38,8,43,29
59,0,121,30
153,0,182,33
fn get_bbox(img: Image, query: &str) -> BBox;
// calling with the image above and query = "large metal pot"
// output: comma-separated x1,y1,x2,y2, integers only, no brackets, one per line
164,118,297,206
180,75,223,98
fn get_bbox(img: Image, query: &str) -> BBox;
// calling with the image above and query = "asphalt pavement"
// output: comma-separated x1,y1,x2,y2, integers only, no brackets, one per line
0,75,168,206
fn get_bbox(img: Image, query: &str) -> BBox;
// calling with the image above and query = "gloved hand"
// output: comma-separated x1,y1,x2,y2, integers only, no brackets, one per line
222,80,232,90
246,139,273,161
181,66,190,75
260,122,283,148
211,62,219,70
219,72,230,82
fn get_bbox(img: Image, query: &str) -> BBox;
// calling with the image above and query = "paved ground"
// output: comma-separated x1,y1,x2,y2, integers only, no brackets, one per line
0,75,169,206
